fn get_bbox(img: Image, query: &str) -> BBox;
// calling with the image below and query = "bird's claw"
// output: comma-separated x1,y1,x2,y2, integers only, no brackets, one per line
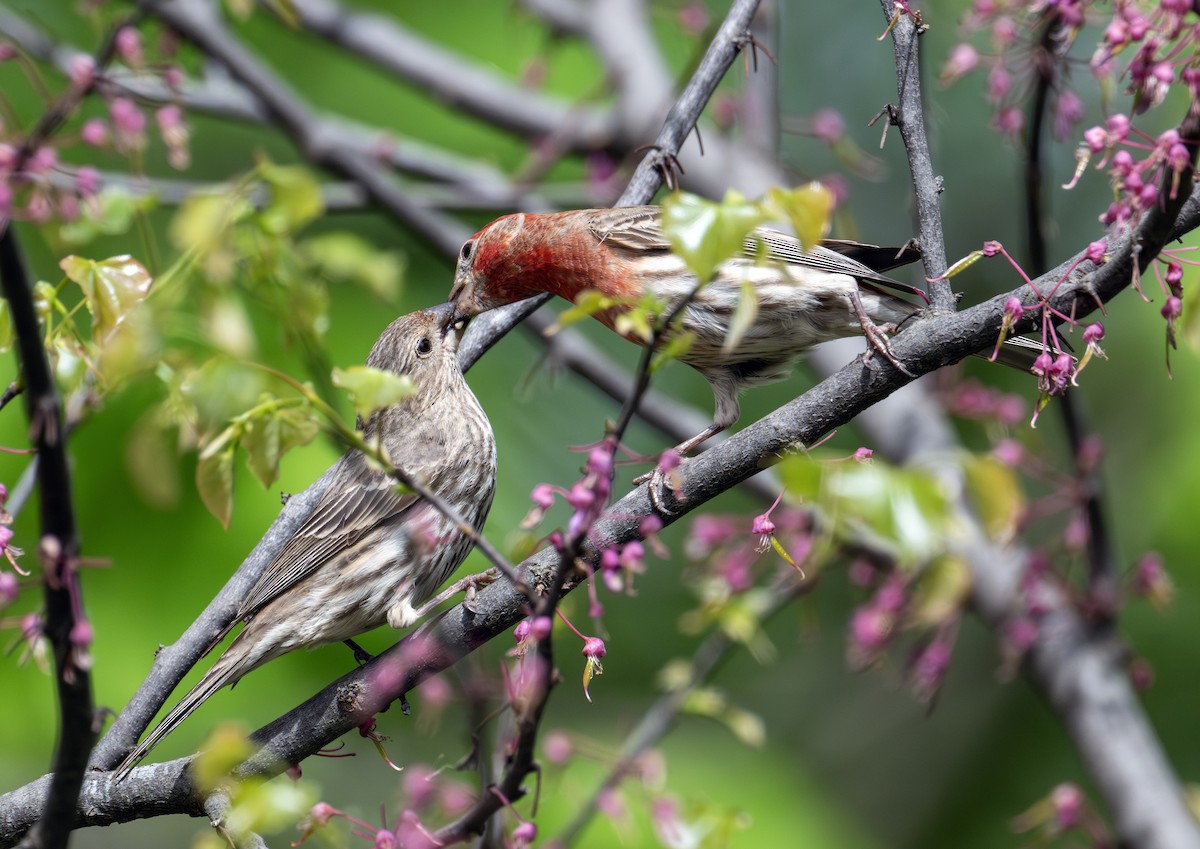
344,639,375,666
641,465,683,517
850,290,915,377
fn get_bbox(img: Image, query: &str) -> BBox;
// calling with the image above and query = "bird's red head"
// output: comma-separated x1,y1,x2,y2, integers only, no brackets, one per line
449,213,535,319
448,210,599,326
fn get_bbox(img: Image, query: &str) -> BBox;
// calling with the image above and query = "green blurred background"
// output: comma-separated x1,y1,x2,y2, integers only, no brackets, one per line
1,1,1197,847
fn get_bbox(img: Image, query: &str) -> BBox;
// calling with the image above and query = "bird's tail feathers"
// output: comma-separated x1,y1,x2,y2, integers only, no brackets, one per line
987,334,1053,372
111,652,246,781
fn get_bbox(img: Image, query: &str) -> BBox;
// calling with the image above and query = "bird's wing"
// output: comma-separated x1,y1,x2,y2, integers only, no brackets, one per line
590,206,928,303
585,206,672,251
231,453,420,627
818,239,923,274
750,231,928,301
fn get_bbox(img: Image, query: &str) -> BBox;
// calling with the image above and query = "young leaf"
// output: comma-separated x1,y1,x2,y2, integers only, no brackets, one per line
614,306,654,343
765,183,835,251
963,455,1024,542
651,330,696,372
332,365,415,418
0,298,12,353
60,188,155,246
241,405,320,489
661,190,764,282
196,438,237,528
258,161,324,234
303,231,404,302
909,556,972,628
547,289,616,335
722,278,760,354
780,453,951,568
169,190,253,283
59,254,153,342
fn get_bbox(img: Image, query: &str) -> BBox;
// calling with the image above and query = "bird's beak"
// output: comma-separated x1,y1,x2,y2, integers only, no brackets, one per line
425,302,466,353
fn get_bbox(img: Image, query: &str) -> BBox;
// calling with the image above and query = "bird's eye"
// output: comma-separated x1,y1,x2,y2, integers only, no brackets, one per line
416,336,434,357
459,240,475,264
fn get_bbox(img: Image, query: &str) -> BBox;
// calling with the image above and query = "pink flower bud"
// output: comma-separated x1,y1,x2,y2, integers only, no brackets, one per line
657,449,682,472
81,119,109,148
309,802,337,826
531,616,553,641
27,146,57,176
512,821,537,845
582,636,606,659
530,483,555,510
941,43,979,83
751,513,775,536
0,571,18,606
1050,783,1083,830
1085,240,1106,263
68,54,95,89
75,166,100,197
811,108,845,143
1083,125,1106,153
115,27,143,66
619,540,644,571
70,618,93,648
542,730,573,765
587,443,614,476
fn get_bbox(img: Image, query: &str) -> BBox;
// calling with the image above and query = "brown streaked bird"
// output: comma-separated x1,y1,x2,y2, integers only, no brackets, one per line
115,304,496,778
448,206,1039,456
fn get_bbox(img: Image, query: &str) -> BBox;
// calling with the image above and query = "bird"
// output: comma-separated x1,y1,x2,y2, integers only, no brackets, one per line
115,303,496,777
448,205,1038,456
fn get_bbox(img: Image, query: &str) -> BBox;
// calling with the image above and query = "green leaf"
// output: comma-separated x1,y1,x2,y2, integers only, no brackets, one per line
125,411,181,508
196,431,237,528
0,298,12,353
192,723,255,794
181,359,266,436
661,189,763,282
169,190,253,284
32,281,57,321
765,183,835,251
304,231,404,302
52,339,88,393
547,289,615,335
722,278,759,354
780,453,951,568
96,306,160,387
223,0,254,20
963,454,1025,541
651,330,696,372
258,161,324,234
723,707,766,748
332,365,415,418
614,306,654,343
909,556,971,628
226,776,317,838
241,404,320,489
59,254,153,342
60,188,155,246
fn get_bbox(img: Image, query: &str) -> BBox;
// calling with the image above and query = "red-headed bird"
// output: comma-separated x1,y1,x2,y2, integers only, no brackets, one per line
449,206,1030,454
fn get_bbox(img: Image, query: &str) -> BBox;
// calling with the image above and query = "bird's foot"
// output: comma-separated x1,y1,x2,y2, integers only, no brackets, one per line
851,290,915,377
343,639,374,666
410,567,501,622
